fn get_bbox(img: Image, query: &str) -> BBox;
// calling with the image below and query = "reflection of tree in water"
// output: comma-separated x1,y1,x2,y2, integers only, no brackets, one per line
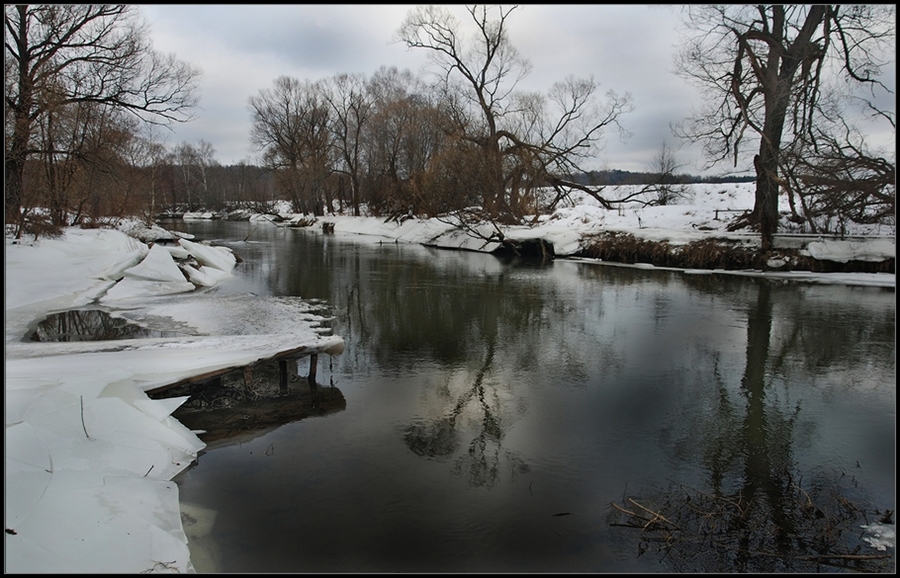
403,334,528,489
728,282,798,566
404,417,459,458
30,308,182,341
611,281,895,573
767,286,896,377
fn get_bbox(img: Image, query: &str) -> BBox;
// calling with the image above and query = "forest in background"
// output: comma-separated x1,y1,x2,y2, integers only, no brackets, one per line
5,6,894,245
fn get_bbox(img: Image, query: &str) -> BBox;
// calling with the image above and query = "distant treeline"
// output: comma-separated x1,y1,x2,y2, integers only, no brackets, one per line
575,169,756,186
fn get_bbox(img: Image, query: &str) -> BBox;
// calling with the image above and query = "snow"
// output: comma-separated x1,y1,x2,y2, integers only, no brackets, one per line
101,243,197,301
5,224,343,573
862,522,897,552
804,238,896,263
177,238,237,273
4,183,894,572
300,183,894,287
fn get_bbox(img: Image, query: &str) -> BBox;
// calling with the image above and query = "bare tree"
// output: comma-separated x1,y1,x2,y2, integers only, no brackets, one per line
172,139,220,211
525,75,633,213
780,121,895,235
249,76,306,212
321,73,374,216
122,126,169,223
396,5,632,228
227,159,275,210
362,66,457,218
194,139,220,209
249,76,333,215
26,93,143,228
649,140,686,206
674,5,895,249
4,5,200,235
70,108,142,223
173,141,199,211
31,98,95,226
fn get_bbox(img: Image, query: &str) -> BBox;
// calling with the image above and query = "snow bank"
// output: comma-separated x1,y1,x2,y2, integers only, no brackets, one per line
5,358,203,572
116,219,185,244
283,182,894,287
804,238,896,263
5,229,148,344
181,263,233,287
182,211,217,220
5,225,343,573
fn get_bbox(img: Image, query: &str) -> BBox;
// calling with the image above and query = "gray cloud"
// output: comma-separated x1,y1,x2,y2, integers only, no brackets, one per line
140,5,894,174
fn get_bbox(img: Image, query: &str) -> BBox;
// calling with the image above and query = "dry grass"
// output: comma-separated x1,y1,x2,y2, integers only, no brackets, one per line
578,232,894,273
579,232,761,270
608,477,896,573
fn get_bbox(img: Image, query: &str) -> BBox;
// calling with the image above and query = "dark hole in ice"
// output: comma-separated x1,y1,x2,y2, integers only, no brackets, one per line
29,309,183,342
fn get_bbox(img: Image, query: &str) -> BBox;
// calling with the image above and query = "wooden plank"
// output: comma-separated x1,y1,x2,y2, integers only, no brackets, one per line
308,353,318,385
279,359,288,391
145,343,333,396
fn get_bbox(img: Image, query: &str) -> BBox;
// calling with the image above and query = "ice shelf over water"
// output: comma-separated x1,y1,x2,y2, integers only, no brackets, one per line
5,223,343,573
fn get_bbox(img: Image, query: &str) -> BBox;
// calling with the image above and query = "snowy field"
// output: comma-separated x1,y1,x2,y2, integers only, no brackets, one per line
5,181,894,573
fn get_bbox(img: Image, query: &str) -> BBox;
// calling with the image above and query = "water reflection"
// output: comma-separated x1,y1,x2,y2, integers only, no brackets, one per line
724,282,799,566
614,279,896,571
30,308,183,341
170,357,346,451
165,221,894,573
403,338,530,488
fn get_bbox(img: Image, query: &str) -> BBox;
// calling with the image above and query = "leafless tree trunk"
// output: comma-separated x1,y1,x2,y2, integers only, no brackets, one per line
4,5,199,235
174,142,199,211
194,139,220,209
675,5,895,250
122,129,168,224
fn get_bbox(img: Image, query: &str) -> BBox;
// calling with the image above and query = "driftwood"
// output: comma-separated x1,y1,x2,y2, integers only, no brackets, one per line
608,481,895,573
629,498,681,530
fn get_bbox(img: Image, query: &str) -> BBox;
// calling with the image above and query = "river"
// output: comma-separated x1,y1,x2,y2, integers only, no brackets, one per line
163,219,896,573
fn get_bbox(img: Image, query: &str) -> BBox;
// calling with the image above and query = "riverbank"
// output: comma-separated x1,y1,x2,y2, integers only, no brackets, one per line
577,230,895,274
234,183,893,288
215,182,894,287
5,223,343,573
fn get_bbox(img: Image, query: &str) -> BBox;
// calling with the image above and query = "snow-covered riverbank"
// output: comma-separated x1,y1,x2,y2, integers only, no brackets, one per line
253,182,895,288
5,223,343,573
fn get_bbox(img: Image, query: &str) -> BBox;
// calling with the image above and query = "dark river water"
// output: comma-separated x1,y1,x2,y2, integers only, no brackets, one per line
162,220,895,573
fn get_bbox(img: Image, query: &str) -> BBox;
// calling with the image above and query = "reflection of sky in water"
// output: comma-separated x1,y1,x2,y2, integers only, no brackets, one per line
172,222,895,573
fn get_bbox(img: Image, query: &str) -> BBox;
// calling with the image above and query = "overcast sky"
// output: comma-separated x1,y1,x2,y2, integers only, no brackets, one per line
139,4,894,177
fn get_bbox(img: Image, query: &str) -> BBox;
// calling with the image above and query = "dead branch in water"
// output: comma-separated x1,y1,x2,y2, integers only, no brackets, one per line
608,478,896,573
